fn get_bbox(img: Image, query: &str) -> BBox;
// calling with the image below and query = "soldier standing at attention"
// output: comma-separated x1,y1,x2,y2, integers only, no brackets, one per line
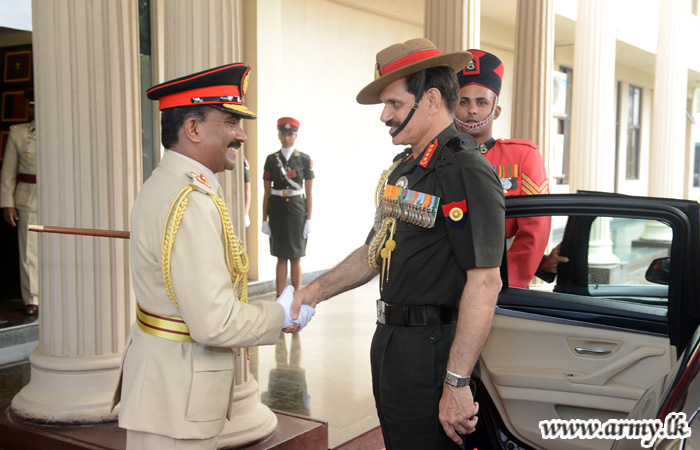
1,88,39,316
455,50,551,288
261,117,314,297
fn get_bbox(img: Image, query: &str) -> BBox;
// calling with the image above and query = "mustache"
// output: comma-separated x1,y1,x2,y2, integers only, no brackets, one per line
228,140,243,149
385,120,400,128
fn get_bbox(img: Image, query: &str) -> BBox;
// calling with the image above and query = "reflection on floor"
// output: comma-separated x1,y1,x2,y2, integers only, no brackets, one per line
0,279,381,448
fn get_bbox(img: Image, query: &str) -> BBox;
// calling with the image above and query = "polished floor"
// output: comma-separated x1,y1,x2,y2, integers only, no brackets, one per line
0,279,381,449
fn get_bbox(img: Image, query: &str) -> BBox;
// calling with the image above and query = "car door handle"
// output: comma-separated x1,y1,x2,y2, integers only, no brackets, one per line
575,347,612,356
568,346,665,386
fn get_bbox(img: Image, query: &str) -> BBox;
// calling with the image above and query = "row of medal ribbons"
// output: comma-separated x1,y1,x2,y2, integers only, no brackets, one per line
381,184,440,229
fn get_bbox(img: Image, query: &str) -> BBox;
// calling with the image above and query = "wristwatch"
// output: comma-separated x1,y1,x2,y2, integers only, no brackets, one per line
444,370,470,387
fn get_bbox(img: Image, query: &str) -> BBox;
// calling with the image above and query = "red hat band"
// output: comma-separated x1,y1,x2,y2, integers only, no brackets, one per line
157,85,242,111
377,48,443,79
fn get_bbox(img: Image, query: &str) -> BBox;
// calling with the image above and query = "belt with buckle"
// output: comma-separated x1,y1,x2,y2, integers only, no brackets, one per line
271,189,303,197
376,300,458,326
19,173,36,184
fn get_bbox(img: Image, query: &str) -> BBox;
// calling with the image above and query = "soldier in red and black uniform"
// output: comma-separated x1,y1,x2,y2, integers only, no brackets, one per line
455,50,552,288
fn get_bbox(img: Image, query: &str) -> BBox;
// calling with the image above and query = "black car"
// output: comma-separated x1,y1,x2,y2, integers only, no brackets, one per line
477,192,700,450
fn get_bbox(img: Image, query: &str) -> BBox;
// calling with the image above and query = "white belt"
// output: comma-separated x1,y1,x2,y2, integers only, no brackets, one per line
271,189,304,197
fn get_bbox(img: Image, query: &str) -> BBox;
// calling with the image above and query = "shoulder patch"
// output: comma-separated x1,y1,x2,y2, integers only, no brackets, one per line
187,172,216,194
497,138,538,150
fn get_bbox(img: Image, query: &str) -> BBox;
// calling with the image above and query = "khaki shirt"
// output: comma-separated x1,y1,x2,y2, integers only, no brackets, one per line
0,121,37,210
115,152,284,439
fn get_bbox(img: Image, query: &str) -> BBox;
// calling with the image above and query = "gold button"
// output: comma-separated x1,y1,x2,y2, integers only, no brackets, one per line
286,199,290,202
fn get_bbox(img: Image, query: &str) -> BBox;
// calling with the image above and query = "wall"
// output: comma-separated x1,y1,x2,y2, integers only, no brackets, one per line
251,0,423,281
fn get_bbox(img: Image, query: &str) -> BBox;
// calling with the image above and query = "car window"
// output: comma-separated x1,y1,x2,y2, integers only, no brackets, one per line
516,215,671,309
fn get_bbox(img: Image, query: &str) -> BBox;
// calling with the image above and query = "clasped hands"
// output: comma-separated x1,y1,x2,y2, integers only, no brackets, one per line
276,285,315,332
278,283,321,334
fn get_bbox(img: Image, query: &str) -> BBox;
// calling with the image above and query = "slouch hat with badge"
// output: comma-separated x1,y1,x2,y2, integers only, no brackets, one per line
356,38,471,138
146,63,256,119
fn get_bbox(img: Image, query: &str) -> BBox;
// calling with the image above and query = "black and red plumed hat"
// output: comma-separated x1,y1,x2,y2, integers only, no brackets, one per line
456,49,504,96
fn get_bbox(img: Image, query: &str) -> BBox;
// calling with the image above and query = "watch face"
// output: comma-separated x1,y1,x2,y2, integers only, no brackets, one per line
444,371,470,387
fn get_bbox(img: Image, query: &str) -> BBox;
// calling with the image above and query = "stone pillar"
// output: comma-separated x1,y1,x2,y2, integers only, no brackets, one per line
11,0,141,423
641,0,689,242
160,1,276,447
425,0,480,52
512,0,554,163
569,0,619,264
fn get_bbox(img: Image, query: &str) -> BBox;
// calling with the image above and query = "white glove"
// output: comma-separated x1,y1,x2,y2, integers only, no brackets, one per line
261,221,271,236
245,215,250,228
276,285,316,330
303,219,312,238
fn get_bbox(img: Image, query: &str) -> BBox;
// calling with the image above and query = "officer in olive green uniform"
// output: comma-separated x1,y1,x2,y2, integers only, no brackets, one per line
261,117,314,296
0,88,38,316
289,39,505,450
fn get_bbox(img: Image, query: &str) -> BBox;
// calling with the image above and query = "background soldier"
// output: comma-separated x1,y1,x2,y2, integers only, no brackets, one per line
261,117,314,297
455,50,552,288
0,88,38,316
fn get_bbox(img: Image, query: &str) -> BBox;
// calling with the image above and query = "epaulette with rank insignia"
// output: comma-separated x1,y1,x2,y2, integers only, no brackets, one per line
393,149,411,163
446,133,478,155
187,172,216,195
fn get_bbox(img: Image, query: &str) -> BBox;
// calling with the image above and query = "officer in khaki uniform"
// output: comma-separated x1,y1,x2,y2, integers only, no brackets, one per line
112,64,290,450
0,88,38,316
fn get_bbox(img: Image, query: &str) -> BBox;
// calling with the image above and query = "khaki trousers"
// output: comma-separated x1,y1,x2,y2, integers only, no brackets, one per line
126,430,218,450
17,206,38,306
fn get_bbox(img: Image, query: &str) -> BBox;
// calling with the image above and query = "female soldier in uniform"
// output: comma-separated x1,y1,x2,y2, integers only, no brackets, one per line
261,117,314,296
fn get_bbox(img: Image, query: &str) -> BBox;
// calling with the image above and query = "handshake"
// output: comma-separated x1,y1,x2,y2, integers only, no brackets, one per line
276,285,315,331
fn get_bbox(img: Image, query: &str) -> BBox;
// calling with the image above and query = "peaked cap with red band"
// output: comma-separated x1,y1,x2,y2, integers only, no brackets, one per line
456,49,504,96
356,38,472,105
146,63,256,119
277,117,300,132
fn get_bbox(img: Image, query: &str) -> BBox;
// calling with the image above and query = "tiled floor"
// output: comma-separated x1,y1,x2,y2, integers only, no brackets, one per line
0,279,382,449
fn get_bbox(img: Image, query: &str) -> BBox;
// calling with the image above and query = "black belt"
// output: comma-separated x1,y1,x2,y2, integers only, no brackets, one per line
376,300,458,326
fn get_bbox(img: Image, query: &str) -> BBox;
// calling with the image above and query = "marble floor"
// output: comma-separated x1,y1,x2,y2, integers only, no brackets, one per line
0,279,382,449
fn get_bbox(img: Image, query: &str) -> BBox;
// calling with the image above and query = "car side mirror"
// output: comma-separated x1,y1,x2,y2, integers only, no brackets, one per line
645,257,670,285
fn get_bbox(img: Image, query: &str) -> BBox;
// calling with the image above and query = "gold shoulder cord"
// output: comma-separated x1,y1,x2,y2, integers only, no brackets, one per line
161,186,250,353
368,160,401,278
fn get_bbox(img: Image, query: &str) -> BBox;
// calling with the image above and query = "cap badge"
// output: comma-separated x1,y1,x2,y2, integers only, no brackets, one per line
284,124,291,129
374,63,381,80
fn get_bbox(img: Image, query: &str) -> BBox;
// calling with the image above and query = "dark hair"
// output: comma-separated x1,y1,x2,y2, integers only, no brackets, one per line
160,105,210,149
405,66,459,114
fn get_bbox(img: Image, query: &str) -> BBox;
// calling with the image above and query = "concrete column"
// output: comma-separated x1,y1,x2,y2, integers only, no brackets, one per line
649,0,688,200
160,1,276,447
425,0,480,52
640,0,688,242
11,0,141,423
569,0,619,264
512,0,554,167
